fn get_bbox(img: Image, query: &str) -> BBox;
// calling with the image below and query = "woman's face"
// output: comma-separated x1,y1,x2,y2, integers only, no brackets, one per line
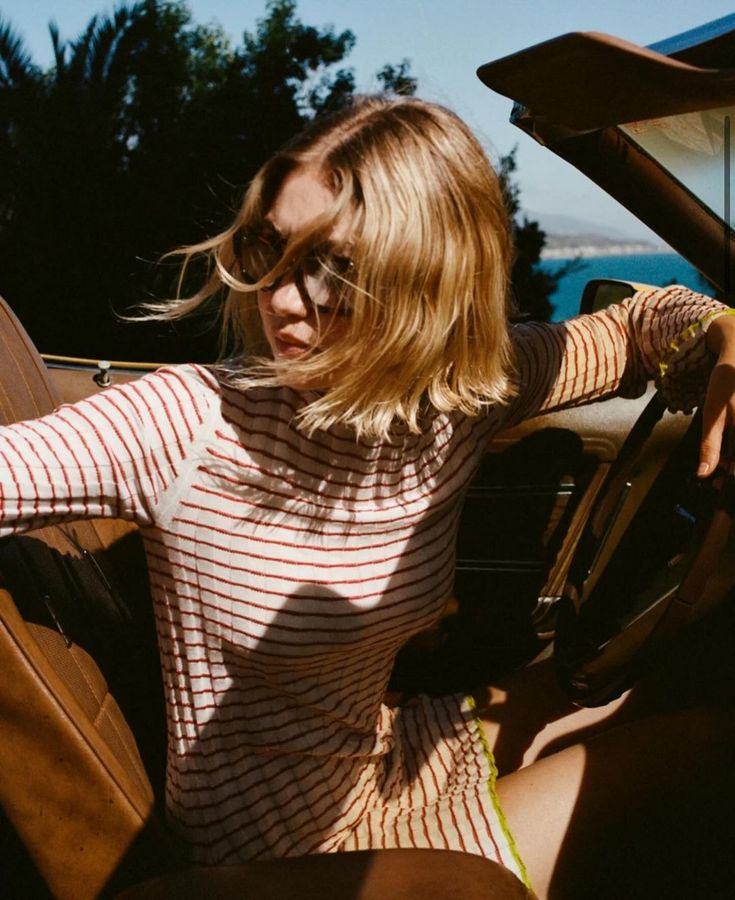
257,168,351,379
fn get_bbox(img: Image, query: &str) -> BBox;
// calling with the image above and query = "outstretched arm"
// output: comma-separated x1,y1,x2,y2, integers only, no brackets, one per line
507,286,729,429
0,365,213,536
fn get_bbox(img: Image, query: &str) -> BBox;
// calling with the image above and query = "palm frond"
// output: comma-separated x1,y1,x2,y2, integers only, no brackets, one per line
49,21,67,74
88,3,145,89
67,15,99,83
0,17,38,87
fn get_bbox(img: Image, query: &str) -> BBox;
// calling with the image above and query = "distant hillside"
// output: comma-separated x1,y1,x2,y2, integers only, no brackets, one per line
529,211,668,259
541,234,667,259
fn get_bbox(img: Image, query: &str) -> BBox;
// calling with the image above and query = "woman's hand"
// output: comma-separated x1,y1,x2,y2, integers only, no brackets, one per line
699,312,735,476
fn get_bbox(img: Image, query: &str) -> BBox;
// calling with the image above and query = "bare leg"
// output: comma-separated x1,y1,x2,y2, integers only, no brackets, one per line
117,849,532,900
475,603,735,896
496,707,735,899
477,599,735,775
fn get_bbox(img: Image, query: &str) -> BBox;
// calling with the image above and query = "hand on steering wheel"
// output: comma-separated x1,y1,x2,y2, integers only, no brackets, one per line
699,312,735,477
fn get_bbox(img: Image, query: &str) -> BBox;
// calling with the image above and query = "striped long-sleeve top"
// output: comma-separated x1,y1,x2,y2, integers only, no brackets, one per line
0,286,726,881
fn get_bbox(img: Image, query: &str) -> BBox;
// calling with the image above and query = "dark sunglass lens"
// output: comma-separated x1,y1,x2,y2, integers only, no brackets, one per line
240,227,284,283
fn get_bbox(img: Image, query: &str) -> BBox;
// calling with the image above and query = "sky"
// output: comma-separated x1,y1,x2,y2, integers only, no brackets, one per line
3,0,735,240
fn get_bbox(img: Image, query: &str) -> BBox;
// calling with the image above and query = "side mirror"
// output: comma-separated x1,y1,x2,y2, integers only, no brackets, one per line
579,278,652,315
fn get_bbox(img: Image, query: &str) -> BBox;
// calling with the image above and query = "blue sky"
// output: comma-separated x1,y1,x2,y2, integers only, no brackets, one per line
3,0,735,238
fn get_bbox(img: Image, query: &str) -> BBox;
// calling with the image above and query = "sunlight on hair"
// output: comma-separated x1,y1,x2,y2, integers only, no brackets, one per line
148,96,517,440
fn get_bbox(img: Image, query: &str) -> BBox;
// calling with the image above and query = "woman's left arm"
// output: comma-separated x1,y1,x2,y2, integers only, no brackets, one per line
699,312,735,476
507,286,730,429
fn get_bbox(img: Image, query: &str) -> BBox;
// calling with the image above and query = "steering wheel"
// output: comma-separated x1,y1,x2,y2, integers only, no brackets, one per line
554,391,735,707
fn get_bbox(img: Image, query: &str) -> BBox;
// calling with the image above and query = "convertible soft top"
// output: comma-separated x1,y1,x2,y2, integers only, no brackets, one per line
477,30,735,130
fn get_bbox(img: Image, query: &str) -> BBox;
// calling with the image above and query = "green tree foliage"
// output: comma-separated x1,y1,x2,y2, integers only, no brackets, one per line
0,0,413,360
498,147,579,322
0,1,555,362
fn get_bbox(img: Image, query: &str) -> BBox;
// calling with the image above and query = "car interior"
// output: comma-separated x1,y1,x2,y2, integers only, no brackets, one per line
2,12,735,900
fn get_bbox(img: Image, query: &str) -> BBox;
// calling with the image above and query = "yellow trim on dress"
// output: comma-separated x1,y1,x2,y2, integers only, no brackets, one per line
466,694,533,891
658,307,735,378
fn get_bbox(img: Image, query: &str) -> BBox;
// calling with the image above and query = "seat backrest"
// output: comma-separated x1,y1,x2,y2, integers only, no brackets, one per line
0,295,175,898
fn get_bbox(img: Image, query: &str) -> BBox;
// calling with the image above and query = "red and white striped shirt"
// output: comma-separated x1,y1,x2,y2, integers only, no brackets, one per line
0,287,724,881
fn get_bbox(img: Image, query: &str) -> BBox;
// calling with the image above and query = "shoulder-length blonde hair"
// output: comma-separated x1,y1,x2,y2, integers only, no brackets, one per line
159,96,515,439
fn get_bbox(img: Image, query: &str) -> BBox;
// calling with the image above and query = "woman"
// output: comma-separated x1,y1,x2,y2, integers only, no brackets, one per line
2,96,734,898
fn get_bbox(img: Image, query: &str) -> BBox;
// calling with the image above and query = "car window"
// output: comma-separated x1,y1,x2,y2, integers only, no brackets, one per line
620,105,733,228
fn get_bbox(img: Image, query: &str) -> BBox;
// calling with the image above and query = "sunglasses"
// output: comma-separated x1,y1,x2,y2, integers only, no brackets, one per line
234,225,354,317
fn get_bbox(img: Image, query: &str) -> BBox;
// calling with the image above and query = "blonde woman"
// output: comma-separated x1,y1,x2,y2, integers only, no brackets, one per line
1,96,734,898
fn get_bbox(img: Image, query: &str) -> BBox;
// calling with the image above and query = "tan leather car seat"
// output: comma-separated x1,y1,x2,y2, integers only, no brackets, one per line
0,295,175,898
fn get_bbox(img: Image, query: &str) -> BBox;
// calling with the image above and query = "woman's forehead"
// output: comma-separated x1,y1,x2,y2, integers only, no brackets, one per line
268,169,334,233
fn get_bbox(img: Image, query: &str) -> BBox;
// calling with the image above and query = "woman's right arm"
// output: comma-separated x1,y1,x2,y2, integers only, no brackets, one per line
0,365,213,536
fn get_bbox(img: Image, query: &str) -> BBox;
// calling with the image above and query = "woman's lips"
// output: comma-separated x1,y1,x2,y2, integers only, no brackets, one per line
273,333,310,357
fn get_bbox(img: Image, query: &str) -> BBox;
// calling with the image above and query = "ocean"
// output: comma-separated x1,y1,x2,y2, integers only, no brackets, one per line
540,253,713,322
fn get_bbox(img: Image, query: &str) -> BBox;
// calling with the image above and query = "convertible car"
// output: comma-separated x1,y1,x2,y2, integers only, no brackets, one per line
1,12,734,900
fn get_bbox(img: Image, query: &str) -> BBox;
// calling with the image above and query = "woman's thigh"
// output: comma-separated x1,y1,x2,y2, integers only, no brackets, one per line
495,707,735,900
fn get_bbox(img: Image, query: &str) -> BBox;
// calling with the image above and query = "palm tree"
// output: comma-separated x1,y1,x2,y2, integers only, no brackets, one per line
0,19,41,229
0,4,153,355
0,1,371,359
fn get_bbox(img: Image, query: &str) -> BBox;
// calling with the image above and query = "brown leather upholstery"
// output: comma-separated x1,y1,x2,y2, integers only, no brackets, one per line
0,293,61,420
0,295,175,897
0,590,173,898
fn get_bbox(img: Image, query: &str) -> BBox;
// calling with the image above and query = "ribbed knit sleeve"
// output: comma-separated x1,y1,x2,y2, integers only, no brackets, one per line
506,285,728,426
0,364,214,536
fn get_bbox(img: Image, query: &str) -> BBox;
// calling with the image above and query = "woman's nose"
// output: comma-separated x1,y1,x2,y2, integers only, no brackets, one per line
266,278,309,319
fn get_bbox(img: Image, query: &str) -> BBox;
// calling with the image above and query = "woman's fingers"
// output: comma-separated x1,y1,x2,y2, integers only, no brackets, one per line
699,361,735,476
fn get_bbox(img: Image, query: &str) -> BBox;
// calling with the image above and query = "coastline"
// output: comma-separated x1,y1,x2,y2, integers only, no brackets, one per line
540,242,669,260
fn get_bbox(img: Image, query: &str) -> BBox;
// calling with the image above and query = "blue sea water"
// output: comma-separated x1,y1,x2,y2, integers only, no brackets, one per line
540,253,713,322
